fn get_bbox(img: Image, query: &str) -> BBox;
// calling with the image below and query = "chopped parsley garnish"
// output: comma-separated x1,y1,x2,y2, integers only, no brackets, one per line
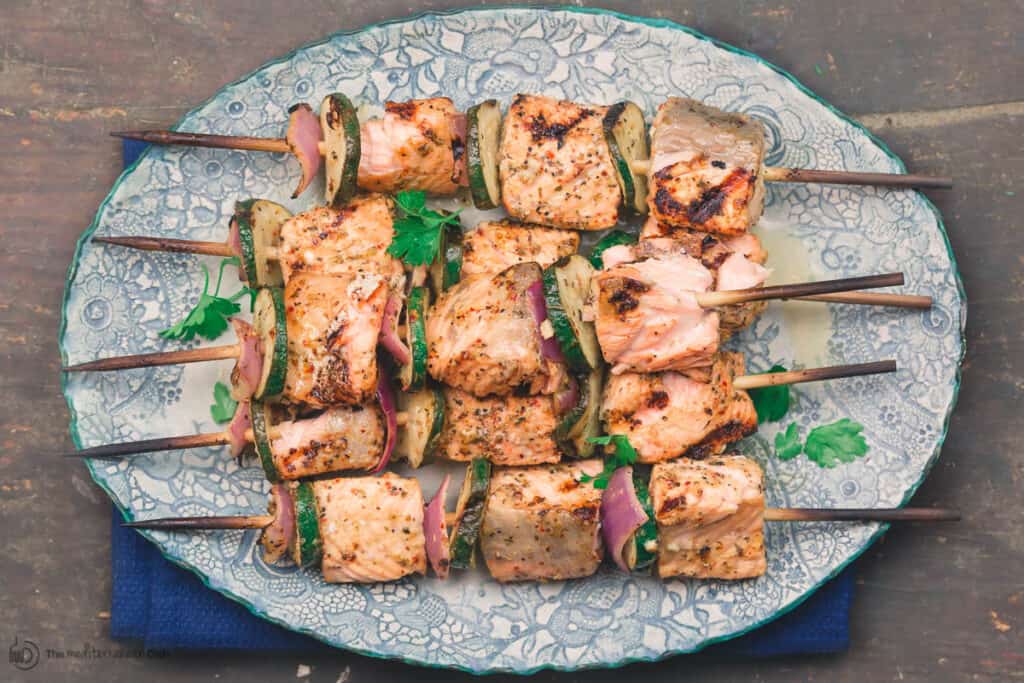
774,423,803,460
580,434,639,489
804,419,869,468
209,381,237,424
386,190,463,267
160,258,252,341
749,364,791,423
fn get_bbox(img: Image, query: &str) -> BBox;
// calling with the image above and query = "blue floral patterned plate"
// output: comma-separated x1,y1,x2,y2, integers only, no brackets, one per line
60,7,965,674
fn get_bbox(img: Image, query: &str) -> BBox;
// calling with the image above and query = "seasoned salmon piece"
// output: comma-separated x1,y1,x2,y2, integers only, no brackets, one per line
277,194,405,292
499,94,621,230
481,461,604,582
358,98,465,195
648,98,766,236
426,262,565,397
270,405,384,479
649,455,767,580
284,272,387,408
601,352,758,463
461,220,580,278
312,474,427,583
592,243,720,374
435,387,562,466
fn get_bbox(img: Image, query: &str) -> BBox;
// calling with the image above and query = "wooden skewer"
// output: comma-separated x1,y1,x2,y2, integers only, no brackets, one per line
63,343,240,373
94,235,236,257
732,359,896,391
792,291,933,309
62,413,409,460
124,507,959,532
695,272,903,308
628,159,950,189
112,130,292,154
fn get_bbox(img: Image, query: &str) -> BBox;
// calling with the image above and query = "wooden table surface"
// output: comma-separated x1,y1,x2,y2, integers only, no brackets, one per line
1,1,1021,681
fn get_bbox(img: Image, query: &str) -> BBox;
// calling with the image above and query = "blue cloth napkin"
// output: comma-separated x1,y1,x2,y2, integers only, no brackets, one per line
110,139,853,657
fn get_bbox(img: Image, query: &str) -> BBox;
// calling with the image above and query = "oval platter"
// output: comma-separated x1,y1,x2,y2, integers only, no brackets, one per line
60,6,965,674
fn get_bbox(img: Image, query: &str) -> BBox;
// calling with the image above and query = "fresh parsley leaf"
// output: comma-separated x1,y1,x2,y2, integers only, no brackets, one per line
579,434,639,489
749,364,791,423
159,259,248,341
387,190,463,266
209,381,237,424
774,423,803,460
804,419,869,468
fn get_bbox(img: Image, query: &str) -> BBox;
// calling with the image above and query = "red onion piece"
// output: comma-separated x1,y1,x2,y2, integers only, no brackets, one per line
226,399,252,459
286,103,323,198
260,483,295,565
600,466,650,572
372,363,398,473
449,113,469,187
230,318,263,400
378,295,411,366
526,280,565,363
554,375,580,416
423,474,452,579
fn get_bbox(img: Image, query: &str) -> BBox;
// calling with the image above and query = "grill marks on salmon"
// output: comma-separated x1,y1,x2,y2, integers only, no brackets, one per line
593,242,720,374
277,194,405,292
648,98,766,236
649,456,767,580
270,404,385,479
481,460,605,582
499,94,621,230
358,98,466,195
460,221,580,278
601,352,758,463
426,262,565,398
435,387,562,466
284,272,387,408
313,474,427,583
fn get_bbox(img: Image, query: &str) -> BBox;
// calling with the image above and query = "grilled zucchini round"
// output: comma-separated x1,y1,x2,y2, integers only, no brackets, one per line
250,399,278,482
395,385,444,468
252,287,287,399
542,255,601,373
466,100,502,209
603,101,649,215
320,93,361,207
399,287,429,392
448,458,491,570
292,482,324,570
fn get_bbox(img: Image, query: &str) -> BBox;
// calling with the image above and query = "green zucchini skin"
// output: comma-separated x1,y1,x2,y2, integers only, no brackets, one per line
542,266,587,373
466,100,502,210
395,385,445,468
442,222,463,290
603,103,636,211
602,101,649,215
234,199,259,286
400,287,429,392
293,482,324,570
589,230,638,268
553,376,589,456
542,255,600,373
254,287,288,399
448,458,492,570
250,399,279,482
321,93,361,208
568,369,603,458
631,468,658,572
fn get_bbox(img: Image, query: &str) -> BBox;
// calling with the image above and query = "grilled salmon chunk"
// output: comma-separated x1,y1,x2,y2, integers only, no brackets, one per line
277,194,405,292
499,94,621,230
481,461,604,582
592,241,720,374
650,456,767,580
436,387,562,466
270,405,384,479
426,262,565,397
358,98,465,195
461,220,580,278
284,272,387,408
601,352,758,463
648,98,766,236
312,474,427,583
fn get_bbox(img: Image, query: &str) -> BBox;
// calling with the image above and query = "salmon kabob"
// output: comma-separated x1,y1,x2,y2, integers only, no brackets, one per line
124,455,957,583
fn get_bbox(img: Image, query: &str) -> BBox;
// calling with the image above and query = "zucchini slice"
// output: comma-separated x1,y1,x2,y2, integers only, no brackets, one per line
320,93,361,208
250,399,278,482
631,468,658,572
466,100,502,209
553,376,589,456
233,200,259,287
542,255,601,372
589,229,638,269
429,220,463,296
398,287,429,392
568,369,603,458
291,481,323,570
395,385,444,468
251,287,288,399
248,199,289,287
603,101,649,215
448,458,491,570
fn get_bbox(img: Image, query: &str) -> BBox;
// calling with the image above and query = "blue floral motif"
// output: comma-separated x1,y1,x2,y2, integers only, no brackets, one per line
60,7,964,674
